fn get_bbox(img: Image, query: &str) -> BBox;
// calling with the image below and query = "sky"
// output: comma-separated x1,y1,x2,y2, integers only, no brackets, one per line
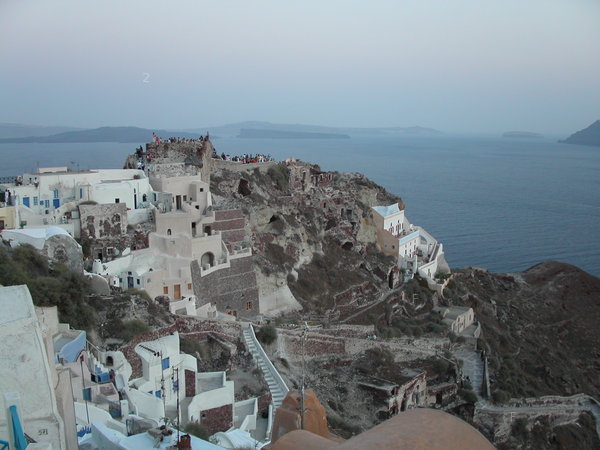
1,0,599,134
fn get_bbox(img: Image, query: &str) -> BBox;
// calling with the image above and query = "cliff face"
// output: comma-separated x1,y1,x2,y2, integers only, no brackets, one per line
210,159,404,318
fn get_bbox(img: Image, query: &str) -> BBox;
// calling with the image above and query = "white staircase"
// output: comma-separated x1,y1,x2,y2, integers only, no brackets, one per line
242,324,289,411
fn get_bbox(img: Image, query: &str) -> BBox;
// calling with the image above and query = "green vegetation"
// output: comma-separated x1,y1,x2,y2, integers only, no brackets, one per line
180,337,210,360
266,164,290,191
104,318,150,342
327,414,361,438
257,324,277,345
183,422,209,440
492,389,510,404
0,244,95,329
458,388,478,403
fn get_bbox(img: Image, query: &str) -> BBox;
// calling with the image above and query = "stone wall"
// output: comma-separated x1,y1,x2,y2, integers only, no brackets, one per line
79,203,131,261
145,140,214,184
213,209,247,246
191,256,259,319
200,403,232,435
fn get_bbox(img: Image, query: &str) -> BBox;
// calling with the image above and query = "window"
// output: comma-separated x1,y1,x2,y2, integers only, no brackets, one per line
53,189,59,199
136,279,140,285
45,200,50,208
80,188,83,198
115,198,120,203
162,357,170,370
33,196,38,206
163,286,168,295
246,301,253,310
187,283,192,290
155,391,162,399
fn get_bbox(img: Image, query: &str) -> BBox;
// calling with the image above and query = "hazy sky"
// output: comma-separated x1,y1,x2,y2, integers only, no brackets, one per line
1,0,599,134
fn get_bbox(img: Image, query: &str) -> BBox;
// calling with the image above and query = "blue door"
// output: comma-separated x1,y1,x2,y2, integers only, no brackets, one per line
22,197,30,207
53,198,60,208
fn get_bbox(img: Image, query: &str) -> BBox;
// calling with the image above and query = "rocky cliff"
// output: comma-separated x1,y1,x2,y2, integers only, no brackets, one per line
210,159,404,319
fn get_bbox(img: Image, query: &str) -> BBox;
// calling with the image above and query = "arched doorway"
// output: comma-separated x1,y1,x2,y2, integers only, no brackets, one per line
201,252,215,268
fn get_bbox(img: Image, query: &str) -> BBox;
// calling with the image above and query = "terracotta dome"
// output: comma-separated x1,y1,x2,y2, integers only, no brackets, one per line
271,407,494,450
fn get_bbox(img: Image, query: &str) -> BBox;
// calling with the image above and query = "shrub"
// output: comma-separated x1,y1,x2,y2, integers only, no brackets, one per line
327,415,361,438
512,418,529,439
106,319,150,342
184,422,209,440
458,388,478,403
180,337,209,360
432,359,450,375
492,389,510,404
267,165,290,191
257,324,277,345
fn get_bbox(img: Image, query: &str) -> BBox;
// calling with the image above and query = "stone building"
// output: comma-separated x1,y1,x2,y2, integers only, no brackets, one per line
432,306,475,335
358,369,428,418
79,203,129,262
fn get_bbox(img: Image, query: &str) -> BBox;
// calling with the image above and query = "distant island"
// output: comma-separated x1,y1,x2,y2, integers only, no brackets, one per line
560,120,600,147
186,121,443,138
0,126,203,144
0,121,443,143
237,128,350,139
502,131,543,139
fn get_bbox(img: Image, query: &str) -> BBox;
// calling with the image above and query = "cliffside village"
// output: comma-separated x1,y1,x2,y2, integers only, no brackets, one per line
0,139,491,449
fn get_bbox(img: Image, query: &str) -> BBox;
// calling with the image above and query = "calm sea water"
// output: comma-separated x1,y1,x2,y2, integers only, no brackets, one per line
1,136,598,276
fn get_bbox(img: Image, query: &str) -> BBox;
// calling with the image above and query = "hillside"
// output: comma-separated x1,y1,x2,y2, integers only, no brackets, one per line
445,262,600,400
560,120,600,147
0,122,82,139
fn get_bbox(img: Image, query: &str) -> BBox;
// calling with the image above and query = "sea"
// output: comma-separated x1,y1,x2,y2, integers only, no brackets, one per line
1,135,598,277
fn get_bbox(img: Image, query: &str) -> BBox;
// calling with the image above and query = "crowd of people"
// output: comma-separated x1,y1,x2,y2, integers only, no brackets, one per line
213,152,275,164
151,132,209,144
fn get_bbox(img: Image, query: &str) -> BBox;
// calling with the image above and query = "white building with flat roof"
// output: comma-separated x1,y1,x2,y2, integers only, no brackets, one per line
0,285,78,449
372,203,449,282
0,167,159,238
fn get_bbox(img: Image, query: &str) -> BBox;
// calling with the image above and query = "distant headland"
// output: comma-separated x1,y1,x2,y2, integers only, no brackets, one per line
237,128,350,139
560,120,600,147
502,131,543,139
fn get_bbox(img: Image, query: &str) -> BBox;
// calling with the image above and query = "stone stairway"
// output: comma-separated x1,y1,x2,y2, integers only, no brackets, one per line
242,324,289,412
453,347,485,399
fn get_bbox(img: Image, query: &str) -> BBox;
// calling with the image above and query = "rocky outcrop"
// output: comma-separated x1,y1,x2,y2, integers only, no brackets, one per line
210,159,404,318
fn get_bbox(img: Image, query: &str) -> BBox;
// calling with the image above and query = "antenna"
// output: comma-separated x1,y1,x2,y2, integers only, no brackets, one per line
300,322,309,430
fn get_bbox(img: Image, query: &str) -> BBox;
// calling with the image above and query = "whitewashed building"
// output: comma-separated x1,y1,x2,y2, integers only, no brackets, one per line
0,285,79,449
372,203,449,282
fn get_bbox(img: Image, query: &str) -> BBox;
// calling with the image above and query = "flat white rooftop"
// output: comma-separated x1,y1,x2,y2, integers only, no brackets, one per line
0,285,35,325
372,203,402,217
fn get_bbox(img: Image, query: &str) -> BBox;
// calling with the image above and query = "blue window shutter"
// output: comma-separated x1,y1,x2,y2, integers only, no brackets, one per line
162,357,170,370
